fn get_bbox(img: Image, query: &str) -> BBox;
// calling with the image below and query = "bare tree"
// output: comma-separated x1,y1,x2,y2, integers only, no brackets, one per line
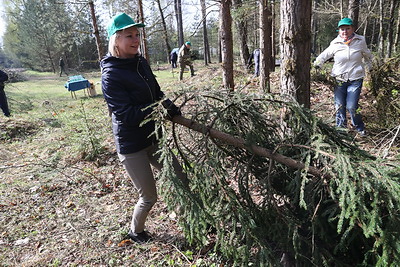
386,0,397,58
219,0,234,90
259,0,271,92
88,1,104,61
232,0,250,68
155,0,172,62
174,0,184,46
200,0,211,65
137,0,149,62
378,0,385,58
280,0,312,108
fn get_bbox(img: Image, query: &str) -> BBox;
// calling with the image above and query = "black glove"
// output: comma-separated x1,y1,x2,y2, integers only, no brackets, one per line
162,99,181,119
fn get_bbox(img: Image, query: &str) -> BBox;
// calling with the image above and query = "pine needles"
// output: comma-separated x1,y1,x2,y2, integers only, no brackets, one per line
154,88,400,266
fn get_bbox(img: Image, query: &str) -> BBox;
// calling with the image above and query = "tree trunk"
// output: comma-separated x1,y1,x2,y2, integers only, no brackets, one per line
386,0,397,58
219,0,234,90
200,0,211,65
378,0,385,58
259,0,271,93
348,0,360,29
137,0,149,63
174,0,184,46
270,0,276,72
232,0,250,68
88,1,104,62
280,0,312,108
155,0,171,63
311,0,318,55
218,31,222,63
395,7,400,53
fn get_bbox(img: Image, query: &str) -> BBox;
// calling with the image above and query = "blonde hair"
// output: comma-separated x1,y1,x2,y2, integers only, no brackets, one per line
108,33,120,57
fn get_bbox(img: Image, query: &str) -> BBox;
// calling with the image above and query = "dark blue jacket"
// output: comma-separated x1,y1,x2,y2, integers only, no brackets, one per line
101,54,164,154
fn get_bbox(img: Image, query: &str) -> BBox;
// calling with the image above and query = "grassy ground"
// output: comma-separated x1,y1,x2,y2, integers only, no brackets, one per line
1,66,222,266
0,63,398,266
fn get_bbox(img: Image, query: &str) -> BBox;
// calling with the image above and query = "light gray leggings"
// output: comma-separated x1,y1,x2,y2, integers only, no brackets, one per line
118,144,186,233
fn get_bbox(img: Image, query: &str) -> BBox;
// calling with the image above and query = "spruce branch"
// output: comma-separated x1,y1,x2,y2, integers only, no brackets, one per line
171,115,330,179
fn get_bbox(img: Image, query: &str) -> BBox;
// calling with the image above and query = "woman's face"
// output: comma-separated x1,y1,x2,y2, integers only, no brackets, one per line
116,26,141,58
338,25,354,40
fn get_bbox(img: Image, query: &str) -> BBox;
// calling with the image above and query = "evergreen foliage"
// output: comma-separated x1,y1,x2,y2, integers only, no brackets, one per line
154,88,400,266
2,0,99,71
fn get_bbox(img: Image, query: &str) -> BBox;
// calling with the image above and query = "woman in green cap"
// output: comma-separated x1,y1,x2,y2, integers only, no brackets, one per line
101,13,187,243
314,17,372,136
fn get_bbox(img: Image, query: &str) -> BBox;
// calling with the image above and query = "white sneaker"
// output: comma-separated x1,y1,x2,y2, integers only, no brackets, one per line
359,130,367,137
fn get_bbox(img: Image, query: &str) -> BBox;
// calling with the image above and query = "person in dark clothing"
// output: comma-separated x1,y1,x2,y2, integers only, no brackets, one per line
0,69,10,117
101,13,187,244
59,57,68,77
170,50,178,68
247,49,261,77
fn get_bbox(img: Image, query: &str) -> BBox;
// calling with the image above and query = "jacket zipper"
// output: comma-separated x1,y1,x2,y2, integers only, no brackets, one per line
136,57,154,102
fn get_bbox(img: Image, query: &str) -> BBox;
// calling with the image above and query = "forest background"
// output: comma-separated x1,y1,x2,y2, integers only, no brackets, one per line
1,0,400,266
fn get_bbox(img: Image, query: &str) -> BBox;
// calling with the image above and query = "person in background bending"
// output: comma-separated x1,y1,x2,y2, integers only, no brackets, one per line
101,13,187,244
314,17,372,136
0,69,11,117
177,41,195,81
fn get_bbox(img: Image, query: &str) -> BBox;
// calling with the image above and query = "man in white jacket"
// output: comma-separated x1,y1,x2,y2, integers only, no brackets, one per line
314,17,372,136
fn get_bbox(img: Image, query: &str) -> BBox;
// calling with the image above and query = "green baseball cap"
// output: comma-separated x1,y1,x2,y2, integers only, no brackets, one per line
185,41,192,46
107,13,145,38
338,18,353,28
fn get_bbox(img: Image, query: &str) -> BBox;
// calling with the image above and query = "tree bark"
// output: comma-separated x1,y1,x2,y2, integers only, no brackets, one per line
395,7,400,53
386,0,397,58
174,0,184,46
279,0,312,108
232,0,250,68
378,0,385,58
270,0,276,72
348,0,360,29
311,0,318,56
259,0,271,93
88,1,104,62
219,0,234,90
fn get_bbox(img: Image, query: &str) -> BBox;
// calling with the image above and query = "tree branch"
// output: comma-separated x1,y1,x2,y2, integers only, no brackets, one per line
171,115,331,179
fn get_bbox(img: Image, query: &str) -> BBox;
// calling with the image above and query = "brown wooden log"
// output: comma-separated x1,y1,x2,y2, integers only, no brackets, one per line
171,115,329,178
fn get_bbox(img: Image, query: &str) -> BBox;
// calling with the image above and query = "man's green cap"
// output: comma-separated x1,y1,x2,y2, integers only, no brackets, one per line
107,13,145,38
338,18,353,28
185,41,192,46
